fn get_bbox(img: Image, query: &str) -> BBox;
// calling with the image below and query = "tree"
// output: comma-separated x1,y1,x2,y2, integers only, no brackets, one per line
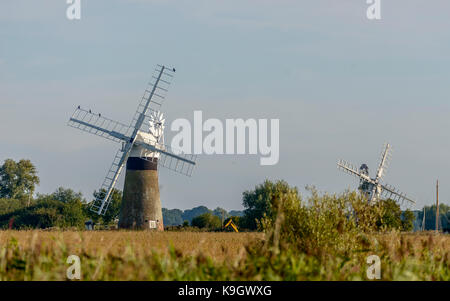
376,199,415,231
401,209,415,232
241,180,299,230
229,210,244,217
418,204,450,231
33,187,87,228
89,188,122,224
191,212,221,229
0,195,87,229
212,207,229,221
0,159,40,200
49,187,83,203
377,199,402,230
0,198,27,215
162,208,184,226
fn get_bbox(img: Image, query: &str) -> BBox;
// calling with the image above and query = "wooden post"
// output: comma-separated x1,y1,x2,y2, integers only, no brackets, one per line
422,207,426,231
436,180,439,233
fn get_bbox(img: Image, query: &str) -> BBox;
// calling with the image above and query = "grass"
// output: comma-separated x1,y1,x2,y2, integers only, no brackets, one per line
0,231,258,263
0,230,448,281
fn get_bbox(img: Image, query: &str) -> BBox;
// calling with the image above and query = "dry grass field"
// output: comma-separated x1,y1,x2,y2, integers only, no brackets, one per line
0,229,448,280
0,230,264,280
0,230,260,263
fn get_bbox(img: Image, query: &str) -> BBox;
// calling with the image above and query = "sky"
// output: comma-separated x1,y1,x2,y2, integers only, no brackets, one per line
1,0,450,211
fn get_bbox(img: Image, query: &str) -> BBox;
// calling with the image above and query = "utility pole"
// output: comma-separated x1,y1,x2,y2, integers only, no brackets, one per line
436,180,439,233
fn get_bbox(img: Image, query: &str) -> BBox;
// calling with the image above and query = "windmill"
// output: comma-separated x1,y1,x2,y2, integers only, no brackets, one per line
337,143,415,205
67,65,197,230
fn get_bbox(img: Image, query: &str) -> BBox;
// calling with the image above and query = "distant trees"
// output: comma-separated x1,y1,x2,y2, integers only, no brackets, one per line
228,210,244,217
182,206,210,223
162,206,244,227
0,159,39,200
212,207,228,221
162,208,184,226
416,204,450,231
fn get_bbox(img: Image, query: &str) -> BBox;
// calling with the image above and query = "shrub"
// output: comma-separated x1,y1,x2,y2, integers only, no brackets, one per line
241,180,299,230
257,188,385,258
191,212,222,230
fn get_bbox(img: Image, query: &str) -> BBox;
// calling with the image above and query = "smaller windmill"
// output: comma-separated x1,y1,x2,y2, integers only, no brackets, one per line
337,143,415,205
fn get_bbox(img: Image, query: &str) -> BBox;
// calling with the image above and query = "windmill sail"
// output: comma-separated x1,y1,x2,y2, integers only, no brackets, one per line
68,107,132,143
375,143,391,182
129,65,175,134
380,183,415,204
337,160,373,183
136,139,197,176
90,143,133,215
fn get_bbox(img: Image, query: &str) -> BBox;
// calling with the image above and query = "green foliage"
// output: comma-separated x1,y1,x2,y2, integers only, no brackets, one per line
163,207,243,227
377,199,412,231
182,206,211,223
89,189,122,225
191,212,222,230
228,210,244,217
417,204,450,231
258,188,380,257
0,187,87,229
243,186,449,280
0,198,27,215
212,207,229,220
241,180,299,230
0,159,40,200
401,209,415,232
47,187,83,204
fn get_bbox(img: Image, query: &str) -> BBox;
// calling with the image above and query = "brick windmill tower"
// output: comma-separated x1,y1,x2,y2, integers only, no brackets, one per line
67,65,197,230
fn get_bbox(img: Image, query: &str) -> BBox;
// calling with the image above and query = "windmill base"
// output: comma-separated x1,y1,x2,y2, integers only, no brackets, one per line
118,157,164,231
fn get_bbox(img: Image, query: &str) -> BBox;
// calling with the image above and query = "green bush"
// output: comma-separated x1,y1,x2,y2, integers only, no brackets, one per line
0,188,88,229
191,212,222,230
241,180,298,230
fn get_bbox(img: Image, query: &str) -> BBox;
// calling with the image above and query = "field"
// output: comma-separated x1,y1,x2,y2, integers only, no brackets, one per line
0,230,448,281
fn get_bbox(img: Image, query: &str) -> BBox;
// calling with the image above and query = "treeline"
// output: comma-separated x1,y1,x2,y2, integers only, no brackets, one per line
1,158,448,231
163,206,243,226
412,204,450,231
0,187,121,229
0,158,245,230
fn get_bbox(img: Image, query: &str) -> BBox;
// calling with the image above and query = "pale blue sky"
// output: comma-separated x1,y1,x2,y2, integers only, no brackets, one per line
1,1,450,211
